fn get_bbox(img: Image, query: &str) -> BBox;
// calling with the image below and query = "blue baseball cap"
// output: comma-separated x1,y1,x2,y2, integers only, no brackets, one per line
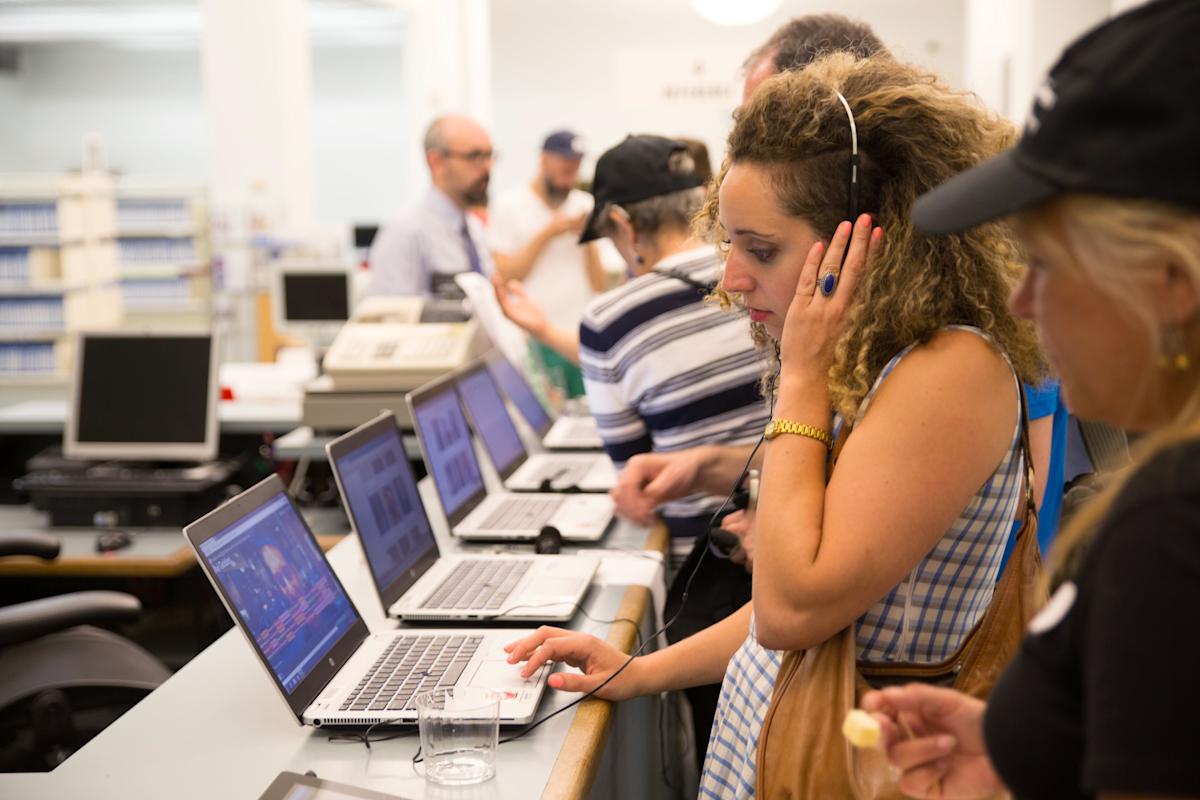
542,130,585,160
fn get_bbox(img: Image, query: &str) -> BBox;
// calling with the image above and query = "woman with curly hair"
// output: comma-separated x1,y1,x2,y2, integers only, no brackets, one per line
506,51,1043,797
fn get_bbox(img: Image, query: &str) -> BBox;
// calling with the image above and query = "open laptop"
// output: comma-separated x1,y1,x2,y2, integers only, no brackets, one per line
486,353,604,451
183,474,550,727
326,412,598,622
406,375,613,542
456,362,615,493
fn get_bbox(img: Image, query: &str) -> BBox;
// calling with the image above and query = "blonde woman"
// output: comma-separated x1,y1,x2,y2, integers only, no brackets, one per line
864,3,1200,798
507,52,1044,797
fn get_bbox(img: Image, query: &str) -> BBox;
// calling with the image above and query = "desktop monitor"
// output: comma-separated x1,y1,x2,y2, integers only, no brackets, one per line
276,267,352,326
64,331,219,462
352,224,379,250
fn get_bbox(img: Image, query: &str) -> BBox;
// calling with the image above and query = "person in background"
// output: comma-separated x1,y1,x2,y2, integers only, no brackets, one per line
740,12,889,101
367,114,494,298
864,3,1200,798
490,130,608,398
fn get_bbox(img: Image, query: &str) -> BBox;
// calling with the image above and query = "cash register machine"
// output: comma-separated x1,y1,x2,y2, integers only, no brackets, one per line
15,331,238,527
300,296,488,432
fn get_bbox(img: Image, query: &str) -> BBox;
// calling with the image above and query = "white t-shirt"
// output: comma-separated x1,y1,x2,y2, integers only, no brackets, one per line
488,183,597,331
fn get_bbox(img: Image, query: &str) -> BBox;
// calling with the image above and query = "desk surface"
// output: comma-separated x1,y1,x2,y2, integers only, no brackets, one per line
0,360,312,435
0,397,302,435
0,504,351,578
0,484,667,800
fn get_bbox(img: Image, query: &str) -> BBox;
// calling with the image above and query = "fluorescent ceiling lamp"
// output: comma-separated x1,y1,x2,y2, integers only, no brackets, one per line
0,1,406,47
692,0,781,26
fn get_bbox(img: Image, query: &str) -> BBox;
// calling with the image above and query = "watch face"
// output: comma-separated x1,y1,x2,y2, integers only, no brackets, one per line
764,420,777,439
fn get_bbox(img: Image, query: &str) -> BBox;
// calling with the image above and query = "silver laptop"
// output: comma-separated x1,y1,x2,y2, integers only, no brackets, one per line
326,412,598,622
457,362,615,492
406,375,614,542
486,353,604,451
183,474,550,727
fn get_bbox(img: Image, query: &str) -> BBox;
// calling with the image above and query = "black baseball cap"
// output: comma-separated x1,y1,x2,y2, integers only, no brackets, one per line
578,135,706,244
913,0,1200,235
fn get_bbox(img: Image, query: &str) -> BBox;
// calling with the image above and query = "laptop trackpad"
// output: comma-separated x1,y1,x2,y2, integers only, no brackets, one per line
527,576,580,599
470,660,539,689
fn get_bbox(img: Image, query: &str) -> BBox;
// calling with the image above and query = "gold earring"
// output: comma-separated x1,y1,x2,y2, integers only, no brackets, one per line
1159,324,1192,372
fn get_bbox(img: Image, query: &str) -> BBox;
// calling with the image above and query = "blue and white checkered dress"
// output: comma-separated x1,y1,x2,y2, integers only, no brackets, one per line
699,326,1025,799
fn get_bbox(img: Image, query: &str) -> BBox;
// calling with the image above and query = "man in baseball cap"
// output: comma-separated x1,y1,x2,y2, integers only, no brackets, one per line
490,128,606,397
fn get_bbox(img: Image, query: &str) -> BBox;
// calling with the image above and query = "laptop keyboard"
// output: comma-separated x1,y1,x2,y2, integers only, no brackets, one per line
422,558,532,610
560,418,597,439
480,495,562,531
340,634,483,713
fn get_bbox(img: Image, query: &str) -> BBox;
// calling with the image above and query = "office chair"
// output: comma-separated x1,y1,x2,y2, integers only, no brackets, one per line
0,532,171,772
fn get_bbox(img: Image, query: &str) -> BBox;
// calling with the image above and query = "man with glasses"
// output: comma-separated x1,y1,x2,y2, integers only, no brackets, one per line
368,114,496,298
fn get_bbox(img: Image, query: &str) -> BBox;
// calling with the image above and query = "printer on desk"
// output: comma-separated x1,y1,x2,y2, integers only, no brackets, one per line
15,330,243,528
301,296,489,433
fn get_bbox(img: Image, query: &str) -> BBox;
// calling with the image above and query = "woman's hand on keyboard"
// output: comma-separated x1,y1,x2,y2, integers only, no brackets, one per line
504,626,644,701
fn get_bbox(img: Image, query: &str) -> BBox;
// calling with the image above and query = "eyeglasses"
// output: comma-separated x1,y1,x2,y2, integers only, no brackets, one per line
440,149,497,165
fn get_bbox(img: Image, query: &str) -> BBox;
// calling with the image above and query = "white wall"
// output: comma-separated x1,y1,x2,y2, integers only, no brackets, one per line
311,44,408,227
0,38,408,229
0,69,23,164
488,0,966,192
963,0,1118,122
0,43,208,177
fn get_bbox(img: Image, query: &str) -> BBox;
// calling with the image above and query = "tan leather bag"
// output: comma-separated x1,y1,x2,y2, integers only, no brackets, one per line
756,390,1046,799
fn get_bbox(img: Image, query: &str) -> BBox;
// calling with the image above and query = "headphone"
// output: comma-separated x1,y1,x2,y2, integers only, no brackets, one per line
834,90,861,223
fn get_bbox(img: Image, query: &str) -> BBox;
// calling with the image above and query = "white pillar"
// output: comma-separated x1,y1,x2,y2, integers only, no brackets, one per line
963,0,1112,123
199,0,316,237
398,0,492,203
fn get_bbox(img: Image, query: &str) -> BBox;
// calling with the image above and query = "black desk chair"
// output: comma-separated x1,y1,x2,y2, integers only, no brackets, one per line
0,532,171,771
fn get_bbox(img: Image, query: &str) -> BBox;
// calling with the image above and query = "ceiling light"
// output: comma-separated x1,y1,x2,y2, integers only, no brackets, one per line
692,0,782,27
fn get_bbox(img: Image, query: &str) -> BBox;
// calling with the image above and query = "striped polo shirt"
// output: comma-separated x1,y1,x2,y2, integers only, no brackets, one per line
579,246,769,522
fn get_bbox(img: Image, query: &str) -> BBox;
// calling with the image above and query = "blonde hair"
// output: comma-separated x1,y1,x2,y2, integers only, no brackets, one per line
700,53,1045,421
1017,194,1200,586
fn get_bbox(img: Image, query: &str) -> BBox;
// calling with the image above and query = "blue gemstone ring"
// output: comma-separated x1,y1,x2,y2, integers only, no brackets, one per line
819,271,838,297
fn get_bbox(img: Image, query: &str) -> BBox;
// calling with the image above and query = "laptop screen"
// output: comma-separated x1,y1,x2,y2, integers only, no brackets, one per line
457,366,527,476
411,386,486,520
487,357,552,434
198,491,359,695
330,424,436,594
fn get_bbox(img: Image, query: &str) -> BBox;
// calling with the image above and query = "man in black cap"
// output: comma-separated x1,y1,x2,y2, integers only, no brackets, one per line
490,130,609,396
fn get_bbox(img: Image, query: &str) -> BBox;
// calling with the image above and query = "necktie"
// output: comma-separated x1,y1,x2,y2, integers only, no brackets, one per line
461,218,483,274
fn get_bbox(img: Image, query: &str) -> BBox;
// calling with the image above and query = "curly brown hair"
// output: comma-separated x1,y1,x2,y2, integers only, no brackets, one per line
701,52,1045,422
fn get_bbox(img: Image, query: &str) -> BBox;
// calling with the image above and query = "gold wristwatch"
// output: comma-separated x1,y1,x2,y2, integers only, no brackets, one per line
763,419,834,449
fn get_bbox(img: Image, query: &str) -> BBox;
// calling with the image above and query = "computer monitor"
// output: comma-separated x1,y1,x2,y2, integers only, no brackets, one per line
275,266,352,327
327,414,440,611
407,377,488,528
487,354,553,437
352,224,379,250
64,331,219,462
